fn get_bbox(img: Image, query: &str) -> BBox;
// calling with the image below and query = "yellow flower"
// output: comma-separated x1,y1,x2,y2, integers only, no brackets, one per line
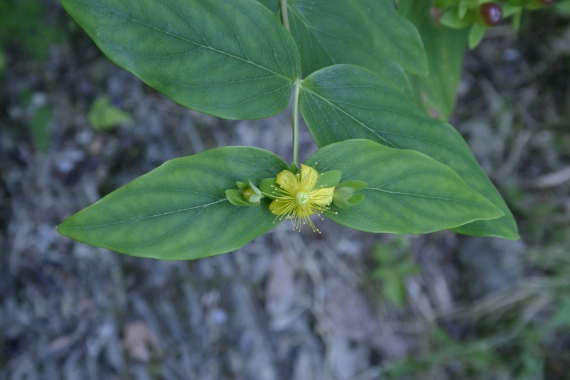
269,164,335,232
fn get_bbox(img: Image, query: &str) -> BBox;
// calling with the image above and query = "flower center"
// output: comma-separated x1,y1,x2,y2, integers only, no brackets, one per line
295,191,309,206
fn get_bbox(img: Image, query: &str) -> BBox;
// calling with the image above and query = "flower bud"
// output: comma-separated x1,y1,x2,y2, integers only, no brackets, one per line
478,3,502,26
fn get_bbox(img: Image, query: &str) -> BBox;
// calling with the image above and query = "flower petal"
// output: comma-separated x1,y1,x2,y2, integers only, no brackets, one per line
275,170,299,194
309,187,335,206
296,204,314,218
300,164,318,191
269,198,294,215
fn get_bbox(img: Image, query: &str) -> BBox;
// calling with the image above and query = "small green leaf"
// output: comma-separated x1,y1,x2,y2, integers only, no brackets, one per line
337,180,368,191
61,0,301,120
440,9,472,29
58,147,288,260
226,189,257,206
334,188,354,199
248,194,262,203
259,178,277,198
332,186,365,209
88,96,131,131
332,191,353,209
502,4,522,17
458,2,469,18
468,23,487,49
288,162,299,173
306,140,504,235
512,9,522,30
300,64,518,240
314,170,342,189
347,193,364,206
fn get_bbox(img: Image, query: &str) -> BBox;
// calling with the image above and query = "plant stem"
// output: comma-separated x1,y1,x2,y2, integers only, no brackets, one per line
292,80,301,168
280,0,299,167
280,0,290,32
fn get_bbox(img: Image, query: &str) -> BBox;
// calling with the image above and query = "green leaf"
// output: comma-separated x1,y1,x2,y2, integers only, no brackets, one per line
256,0,279,13
440,9,472,29
332,190,353,209
300,65,518,240
347,193,364,206
306,140,504,234
359,0,428,75
57,147,288,260
288,162,299,173
88,96,131,131
337,180,367,191
468,23,487,49
259,178,277,197
225,189,260,206
286,0,413,97
399,0,468,120
314,170,342,189
512,9,522,30
61,0,300,120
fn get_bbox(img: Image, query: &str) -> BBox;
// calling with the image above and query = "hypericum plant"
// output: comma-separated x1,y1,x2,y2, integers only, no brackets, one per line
57,0,540,261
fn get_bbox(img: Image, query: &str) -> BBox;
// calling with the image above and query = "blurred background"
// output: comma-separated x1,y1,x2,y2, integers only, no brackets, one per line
1,0,570,379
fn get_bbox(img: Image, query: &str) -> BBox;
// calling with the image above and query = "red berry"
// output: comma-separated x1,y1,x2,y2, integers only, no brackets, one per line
536,0,555,6
479,3,502,26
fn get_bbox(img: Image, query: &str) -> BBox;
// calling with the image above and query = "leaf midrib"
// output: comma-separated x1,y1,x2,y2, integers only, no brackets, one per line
70,0,293,81
128,18,289,80
287,4,336,64
65,199,227,229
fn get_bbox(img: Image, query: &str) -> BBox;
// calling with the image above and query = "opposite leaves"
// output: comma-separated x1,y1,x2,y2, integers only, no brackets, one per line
58,141,505,260
61,0,301,120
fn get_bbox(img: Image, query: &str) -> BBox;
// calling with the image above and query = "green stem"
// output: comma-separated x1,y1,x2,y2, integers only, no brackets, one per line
292,80,301,168
280,0,299,168
280,0,290,32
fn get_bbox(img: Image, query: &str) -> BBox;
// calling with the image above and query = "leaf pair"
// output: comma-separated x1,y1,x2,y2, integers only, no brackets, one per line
61,0,428,120
58,140,505,260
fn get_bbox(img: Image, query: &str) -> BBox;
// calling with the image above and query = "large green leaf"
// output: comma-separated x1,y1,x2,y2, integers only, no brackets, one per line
57,147,288,260
285,0,412,96
359,0,428,76
256,0,279,13
306,140,503,234
299,65,518,240
61,0,300,120
398,0,468,120
286,0,426,76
